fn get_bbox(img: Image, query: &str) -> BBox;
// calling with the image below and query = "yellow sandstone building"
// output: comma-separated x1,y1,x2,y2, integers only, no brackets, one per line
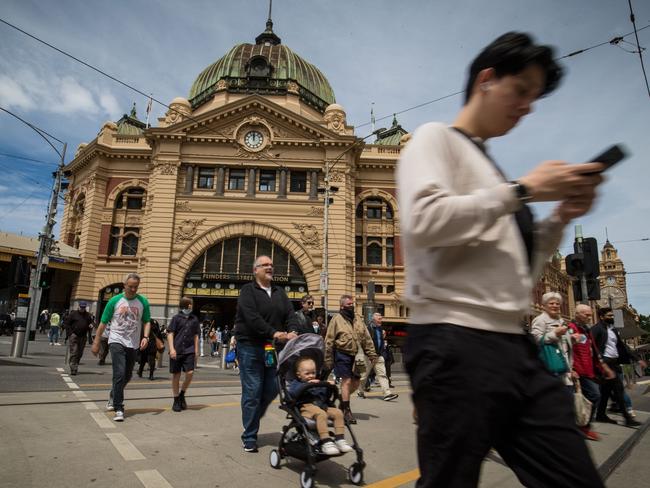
60,19,633,331
61,20,406,326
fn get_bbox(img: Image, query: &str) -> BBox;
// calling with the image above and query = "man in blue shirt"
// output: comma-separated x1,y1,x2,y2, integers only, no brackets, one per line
167,296,200,412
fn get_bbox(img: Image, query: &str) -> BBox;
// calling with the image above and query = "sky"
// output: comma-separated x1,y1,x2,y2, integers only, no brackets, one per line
0,0,649,313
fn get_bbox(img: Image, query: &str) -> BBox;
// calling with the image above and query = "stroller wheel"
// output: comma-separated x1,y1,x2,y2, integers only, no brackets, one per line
348,463,364,485
269,449,281,469
300,469,315,488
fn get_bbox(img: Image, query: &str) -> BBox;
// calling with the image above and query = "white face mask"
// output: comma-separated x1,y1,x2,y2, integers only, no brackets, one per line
181,308,192,315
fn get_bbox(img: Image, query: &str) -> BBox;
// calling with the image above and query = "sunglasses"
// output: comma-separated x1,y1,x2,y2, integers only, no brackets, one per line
306,301,314,305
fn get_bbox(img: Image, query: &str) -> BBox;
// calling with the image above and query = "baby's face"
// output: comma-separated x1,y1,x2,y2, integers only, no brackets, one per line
296,359,317,381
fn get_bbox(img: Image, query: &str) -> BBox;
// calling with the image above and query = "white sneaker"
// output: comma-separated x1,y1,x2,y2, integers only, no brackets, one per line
627,408,637,418
106,400,114,411
54,342,61,346
335,439,354,453
114,410,124,422
320,441,340,456
49,342,53,345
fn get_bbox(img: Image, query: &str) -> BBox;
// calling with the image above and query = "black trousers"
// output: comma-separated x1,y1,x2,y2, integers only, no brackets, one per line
597,359,632,422
405,324,603,488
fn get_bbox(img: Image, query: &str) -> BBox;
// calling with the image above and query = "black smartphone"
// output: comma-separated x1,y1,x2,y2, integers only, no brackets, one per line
586,144,628,172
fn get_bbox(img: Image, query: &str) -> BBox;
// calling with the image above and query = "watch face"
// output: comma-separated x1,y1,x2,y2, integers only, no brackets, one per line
244,130,264,149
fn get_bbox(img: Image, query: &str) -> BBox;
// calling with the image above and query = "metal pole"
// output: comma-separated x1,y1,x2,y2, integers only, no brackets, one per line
321,166,330,328
18,143,67,356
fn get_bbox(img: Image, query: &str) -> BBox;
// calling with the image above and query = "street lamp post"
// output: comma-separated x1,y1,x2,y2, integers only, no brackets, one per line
1,107,67,358
319,128,385,326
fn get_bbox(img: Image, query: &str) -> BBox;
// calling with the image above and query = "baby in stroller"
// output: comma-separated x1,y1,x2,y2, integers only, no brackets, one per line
287,356,354,455
271,333,365,486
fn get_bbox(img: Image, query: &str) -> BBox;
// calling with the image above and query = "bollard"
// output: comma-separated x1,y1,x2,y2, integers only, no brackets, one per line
10,326,26,358
221,344,228,369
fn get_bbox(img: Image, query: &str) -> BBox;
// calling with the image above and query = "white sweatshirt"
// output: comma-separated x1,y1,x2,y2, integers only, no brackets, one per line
396,122,564,334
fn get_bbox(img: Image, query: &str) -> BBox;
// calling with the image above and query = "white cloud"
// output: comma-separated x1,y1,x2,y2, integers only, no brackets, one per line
0,75,36,110
0,66,121,118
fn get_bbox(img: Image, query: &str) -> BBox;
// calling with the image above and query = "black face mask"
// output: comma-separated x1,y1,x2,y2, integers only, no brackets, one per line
341,306,355,322
604,317,615,325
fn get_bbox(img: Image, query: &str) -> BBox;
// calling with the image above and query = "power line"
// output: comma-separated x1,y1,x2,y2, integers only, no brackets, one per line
0,160,51,188
0,106,64,147
0,17,233,141
357,24,650,128
627,0,650,98
0,151,57,165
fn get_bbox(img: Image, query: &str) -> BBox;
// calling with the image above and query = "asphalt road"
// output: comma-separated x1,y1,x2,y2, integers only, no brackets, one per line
1,335,649,488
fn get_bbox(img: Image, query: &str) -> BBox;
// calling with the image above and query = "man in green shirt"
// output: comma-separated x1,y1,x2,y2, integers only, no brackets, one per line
92,273,150,421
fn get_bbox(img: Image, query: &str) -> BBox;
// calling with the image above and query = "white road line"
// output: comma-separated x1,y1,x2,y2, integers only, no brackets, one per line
83,402,99,410
66,382,79,389
90,412,115,429
106,433,146,461
56,368,64,372
135,470,174,488
62,377,73,383
73,391,90,401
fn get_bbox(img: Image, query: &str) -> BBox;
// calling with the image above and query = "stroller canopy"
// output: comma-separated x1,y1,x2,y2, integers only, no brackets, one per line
277,333,325,378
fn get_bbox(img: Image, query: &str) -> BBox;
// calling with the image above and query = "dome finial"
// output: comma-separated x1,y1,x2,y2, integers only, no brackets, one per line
130,102,137,118
256,0,281,45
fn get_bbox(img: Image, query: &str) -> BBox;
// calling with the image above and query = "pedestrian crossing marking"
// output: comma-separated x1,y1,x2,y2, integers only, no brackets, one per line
90,412,115,429
135,469,174,488
106,433,146,461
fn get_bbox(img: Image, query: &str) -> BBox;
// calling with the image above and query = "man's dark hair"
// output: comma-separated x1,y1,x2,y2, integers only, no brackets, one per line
301,294,313,304
597,307,613,318
464,32,563,103
179,296,193,309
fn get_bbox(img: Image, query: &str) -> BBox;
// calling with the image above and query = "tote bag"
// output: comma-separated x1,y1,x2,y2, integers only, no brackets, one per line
538,335,569,375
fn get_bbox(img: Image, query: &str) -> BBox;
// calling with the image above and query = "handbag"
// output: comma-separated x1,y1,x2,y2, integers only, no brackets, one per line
573,380,592,427
155,336,165,352
538,334,569,375
225,348,237,364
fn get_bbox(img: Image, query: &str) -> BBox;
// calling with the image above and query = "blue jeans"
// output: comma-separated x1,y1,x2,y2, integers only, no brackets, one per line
579,377,601,424
109,343,137,411
48,326,59,343
237,342,279,444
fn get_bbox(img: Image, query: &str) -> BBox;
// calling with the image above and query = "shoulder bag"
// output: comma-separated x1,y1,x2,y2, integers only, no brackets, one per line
538,334,569,375
573,379,592,427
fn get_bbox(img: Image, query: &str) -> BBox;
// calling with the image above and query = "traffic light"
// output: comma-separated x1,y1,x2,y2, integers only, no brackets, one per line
572,278,601,302
575,237,600,278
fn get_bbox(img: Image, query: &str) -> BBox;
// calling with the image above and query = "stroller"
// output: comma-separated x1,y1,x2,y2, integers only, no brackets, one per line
270,333,365,487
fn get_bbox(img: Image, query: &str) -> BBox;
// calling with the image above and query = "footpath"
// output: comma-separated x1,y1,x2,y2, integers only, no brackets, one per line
0,336,648,488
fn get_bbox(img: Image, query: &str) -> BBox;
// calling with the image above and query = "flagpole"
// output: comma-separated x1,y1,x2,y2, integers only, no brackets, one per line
145,93,153,128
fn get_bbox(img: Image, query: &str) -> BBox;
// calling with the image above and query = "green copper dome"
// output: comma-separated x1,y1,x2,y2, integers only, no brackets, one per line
188,21,335,112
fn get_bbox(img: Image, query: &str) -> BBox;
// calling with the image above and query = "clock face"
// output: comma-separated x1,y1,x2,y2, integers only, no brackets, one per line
606,276,616,285
244,130,264,149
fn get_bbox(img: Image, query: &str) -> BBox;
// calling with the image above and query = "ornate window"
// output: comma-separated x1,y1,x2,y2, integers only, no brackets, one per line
197,167,214,189
356,198,393,220
115,187,145,209
228,169,246,190
68,194,85,248
108,186,144,257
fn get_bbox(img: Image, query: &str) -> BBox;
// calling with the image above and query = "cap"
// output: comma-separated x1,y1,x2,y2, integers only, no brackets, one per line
79,301,88,308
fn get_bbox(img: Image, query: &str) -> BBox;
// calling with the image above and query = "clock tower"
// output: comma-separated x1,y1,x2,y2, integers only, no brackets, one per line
597,240,628,309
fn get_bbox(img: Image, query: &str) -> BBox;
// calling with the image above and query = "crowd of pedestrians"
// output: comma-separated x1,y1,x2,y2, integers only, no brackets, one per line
30,28,649,488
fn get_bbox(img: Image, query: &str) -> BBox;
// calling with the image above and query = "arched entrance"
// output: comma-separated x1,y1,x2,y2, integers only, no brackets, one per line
183,236,308,327
98,283,124,321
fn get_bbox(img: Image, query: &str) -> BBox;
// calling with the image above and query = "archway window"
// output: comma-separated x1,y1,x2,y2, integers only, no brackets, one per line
109,186,145,257
356,197,393,221
189,236,304,278
115,187,145,209
366,240,382,265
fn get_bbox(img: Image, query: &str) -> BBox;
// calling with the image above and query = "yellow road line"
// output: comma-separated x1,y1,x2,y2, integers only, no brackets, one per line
365,468,420,488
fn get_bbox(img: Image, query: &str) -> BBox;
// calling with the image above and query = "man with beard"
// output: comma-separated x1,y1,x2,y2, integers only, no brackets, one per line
591,307,644,427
